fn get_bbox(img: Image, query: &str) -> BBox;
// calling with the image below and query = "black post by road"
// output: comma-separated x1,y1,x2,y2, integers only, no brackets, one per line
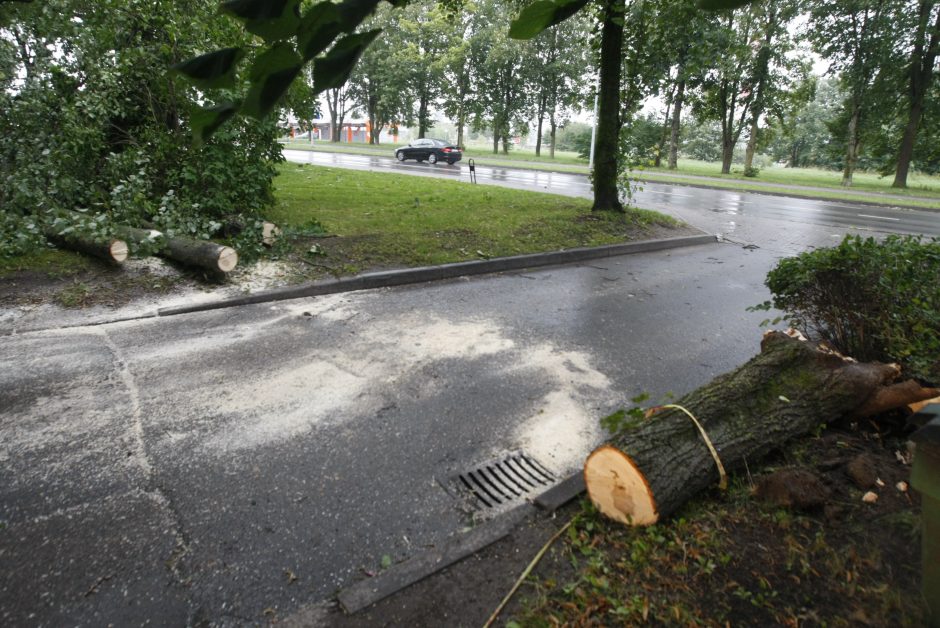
468,159,476,184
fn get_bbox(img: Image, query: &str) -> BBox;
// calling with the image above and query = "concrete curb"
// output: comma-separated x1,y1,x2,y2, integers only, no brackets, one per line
534,472,586,512
337,504,536,614
335,470,589,615
158,234,717,317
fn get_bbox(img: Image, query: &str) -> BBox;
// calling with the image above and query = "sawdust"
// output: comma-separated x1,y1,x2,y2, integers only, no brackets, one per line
169,298,616,472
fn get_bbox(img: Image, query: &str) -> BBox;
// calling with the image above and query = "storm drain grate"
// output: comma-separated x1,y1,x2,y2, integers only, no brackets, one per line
454,451,555,510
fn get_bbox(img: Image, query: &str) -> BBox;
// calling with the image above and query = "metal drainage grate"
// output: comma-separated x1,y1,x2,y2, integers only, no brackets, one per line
454,451,555,510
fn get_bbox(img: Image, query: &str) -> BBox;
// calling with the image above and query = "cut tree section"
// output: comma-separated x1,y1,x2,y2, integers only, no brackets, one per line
584,331,939,527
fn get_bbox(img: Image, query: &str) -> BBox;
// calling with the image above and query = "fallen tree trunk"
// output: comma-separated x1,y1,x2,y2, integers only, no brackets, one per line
163,234,238,273
117,225,237,273
45,230,128,264
585,331,939,526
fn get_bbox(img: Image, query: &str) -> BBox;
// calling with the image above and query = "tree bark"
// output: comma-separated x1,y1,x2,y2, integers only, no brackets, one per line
47,232,128,264
893,1,940,188
744,116,759,172
591,0,626,213
584,331,939,527
535,98,546,158
117,225,237,273
654,83,676,168
163,236,237,273
549,119,557,159
842,102,861,187
668,79,685,170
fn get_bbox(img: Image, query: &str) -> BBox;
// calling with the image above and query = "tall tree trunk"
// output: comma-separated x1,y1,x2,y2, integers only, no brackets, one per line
327,89,340,143
744,116,759,171
456,105,465,149
592,0,626,213
492,125,499,154
367,94,378,145
654,84,676,168
418,92,429,139
893,1,940,188
721,134,735,174
668,79,685,170
549,118,557,159
535,92,547,157
893,104,923,188
789,142,800,168
842,103,861,187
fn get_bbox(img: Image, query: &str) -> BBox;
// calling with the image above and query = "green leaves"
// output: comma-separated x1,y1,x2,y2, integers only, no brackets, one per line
179,0,391,141
509,0,590,40
697,0,754,10
313,29,380,93
244,43,303,118
173,48,244,90
298,2,343,60
222,0,302,42
190,102,240,145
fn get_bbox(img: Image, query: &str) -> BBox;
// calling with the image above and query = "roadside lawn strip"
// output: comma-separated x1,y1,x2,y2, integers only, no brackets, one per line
267,162,685,279
282,141,940,210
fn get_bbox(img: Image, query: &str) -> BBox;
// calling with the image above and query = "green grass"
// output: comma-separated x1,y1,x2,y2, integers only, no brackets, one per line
641,158,940,199
270,162,680,273
0,247,91,278
633,171,940,210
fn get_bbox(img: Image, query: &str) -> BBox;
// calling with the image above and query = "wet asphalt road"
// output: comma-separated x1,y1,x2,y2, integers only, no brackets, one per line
283,149,940,239
2,153,937,625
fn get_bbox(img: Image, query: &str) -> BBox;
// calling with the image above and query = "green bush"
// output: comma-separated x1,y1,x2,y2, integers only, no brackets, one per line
0,0,282,262
765,235,940,384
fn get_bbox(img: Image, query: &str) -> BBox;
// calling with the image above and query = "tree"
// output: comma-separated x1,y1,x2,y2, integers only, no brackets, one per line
767,77,843,169
471,0,537,154
892,0,940,188
530,14,591,157
807,0,901,186
740,0,808,174
348,7,410,144
175,0,758,214
324,83,355,141
0,0,281,257
396,0,451,138
591,0,627,211
697,7,759,174
643,0,724,170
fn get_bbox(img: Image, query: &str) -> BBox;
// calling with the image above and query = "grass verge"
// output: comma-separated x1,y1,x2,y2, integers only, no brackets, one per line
633,172,940,210
267,162,686,279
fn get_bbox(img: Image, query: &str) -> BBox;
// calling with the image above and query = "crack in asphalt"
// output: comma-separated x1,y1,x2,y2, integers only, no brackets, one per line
95,328,197,610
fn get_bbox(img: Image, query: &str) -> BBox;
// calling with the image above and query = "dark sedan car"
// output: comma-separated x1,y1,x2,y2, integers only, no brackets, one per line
394,138,462,165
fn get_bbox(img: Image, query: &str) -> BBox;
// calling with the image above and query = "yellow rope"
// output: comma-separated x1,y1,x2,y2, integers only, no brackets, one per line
658,404,728,491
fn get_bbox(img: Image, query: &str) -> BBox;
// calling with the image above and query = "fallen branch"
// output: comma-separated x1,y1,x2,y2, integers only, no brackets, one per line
585,331,939,527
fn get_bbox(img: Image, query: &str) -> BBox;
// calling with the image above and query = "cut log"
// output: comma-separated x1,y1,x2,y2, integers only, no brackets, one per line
584,331,939,527
45,231,128,264
262,221,281,247
163,235,238,273
117,225,237,273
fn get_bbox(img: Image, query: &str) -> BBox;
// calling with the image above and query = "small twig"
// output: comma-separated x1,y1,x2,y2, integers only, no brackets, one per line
83,574,113,597
482,517,575,628
301,259,335,271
